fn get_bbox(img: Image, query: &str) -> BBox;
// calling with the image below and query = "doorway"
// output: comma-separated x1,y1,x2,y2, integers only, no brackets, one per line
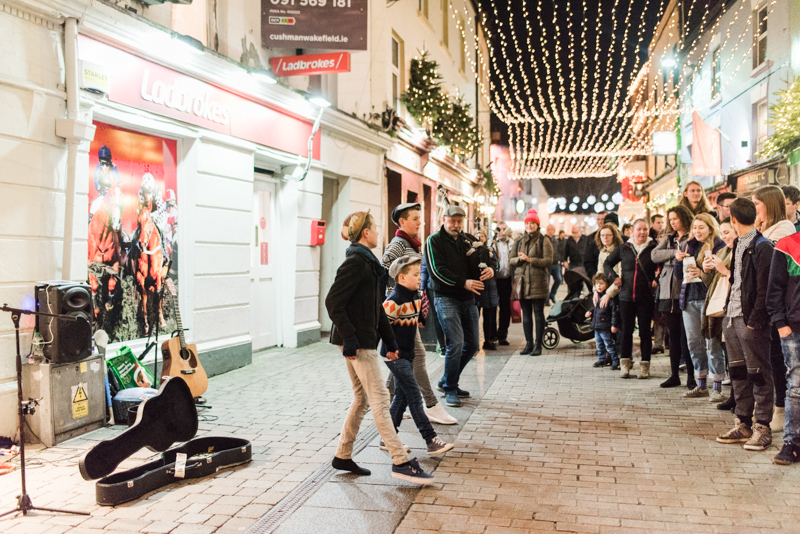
319,176,341,333
250,176,279,350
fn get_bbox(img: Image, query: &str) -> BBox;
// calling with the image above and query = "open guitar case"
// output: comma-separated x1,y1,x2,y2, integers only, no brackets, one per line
79,377,251,506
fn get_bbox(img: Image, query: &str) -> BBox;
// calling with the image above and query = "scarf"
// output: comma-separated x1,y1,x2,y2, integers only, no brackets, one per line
631,237,652,256
395,230,421,253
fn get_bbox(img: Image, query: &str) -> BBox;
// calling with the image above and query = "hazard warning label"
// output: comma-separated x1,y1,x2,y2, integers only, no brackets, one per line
72,383,88,419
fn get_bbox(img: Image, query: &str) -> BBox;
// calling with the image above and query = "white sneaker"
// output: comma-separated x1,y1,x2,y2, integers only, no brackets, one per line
771,407,785,432
424,403,458,425
379,439,411,452
709,390,726,403
403,411,411,419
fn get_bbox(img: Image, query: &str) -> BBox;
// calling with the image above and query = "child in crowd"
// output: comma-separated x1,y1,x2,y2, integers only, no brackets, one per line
381,254,455,457
586,273,619,370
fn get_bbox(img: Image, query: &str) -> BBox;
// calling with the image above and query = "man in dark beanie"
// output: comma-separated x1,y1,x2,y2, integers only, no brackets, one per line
326,210,434,485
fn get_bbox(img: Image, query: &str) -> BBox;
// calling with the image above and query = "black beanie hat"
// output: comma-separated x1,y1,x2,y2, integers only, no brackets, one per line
603,212,620,227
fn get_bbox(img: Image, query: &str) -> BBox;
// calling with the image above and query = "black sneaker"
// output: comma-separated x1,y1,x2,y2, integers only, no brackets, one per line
391,458,434,485
483,342,497,351
444,390,461,407
773,441,800,465
498,339,510,346
593,361,604,368
456,388,470,398
717,396,736,411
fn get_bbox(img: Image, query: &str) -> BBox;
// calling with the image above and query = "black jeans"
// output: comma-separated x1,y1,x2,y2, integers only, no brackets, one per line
619,298,654,361
479,306,497,343
664,308,695,382
772,326,787,409
496,277,512,341
427,288,446,350
520,298,546,346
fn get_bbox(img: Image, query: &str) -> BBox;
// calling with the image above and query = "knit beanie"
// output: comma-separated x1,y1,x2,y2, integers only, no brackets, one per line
603,212,620,227
524,209,540,225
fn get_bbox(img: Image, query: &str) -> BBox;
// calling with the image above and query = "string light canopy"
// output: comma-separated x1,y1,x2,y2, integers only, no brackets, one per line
470,0,667,180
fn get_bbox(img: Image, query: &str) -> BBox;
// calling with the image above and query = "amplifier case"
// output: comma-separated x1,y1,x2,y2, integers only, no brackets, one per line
22,355,107,446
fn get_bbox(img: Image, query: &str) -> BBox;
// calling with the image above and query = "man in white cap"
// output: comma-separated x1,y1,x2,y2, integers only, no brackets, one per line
382,203,458,425
425,205,494,407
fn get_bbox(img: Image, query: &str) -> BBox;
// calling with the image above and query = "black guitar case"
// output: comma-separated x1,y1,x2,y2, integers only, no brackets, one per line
95,437,252,506
79,376,199,481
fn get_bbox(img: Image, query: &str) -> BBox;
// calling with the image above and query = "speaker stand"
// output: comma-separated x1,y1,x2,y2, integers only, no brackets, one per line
0,304,90,519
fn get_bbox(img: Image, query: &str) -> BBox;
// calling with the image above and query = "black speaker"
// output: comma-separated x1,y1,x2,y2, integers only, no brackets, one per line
35,281,93,364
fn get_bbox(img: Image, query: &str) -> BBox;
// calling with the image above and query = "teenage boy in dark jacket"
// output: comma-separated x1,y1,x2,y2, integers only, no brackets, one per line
326,211,433,485
716,198,776,452
767,231,800,464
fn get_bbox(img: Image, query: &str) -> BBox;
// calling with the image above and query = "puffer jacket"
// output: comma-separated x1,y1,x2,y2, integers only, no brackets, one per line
651,233,689,312
701,246,731,339
509,231,553,300
604,238,658,302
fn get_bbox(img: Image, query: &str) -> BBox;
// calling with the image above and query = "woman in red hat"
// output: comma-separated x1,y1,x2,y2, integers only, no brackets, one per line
510,209,553,355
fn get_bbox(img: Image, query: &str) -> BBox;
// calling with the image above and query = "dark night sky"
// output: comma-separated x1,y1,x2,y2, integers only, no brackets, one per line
480,0,669,204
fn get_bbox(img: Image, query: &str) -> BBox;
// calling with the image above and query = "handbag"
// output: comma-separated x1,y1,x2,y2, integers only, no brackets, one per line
705,275,730,318
511,275,524,301
511,300,522,323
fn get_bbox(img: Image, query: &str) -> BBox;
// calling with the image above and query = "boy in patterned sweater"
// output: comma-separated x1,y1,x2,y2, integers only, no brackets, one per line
381,254,454,456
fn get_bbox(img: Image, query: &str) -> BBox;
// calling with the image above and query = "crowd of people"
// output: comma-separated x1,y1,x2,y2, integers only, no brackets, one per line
323,183,800,483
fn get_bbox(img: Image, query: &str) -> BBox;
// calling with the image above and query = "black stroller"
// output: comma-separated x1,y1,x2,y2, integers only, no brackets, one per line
541,268,595,350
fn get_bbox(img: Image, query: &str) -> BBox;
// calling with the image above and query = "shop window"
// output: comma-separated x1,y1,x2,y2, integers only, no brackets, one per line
712,47,721,99
442,0,449,49
753,5,768,69
391,34,404,112
419,0,428,19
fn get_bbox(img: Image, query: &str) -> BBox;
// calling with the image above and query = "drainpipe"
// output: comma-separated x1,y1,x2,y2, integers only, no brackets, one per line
57,18,96,280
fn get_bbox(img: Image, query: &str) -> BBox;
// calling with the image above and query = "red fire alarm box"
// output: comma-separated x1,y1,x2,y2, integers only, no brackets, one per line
311,220,326,246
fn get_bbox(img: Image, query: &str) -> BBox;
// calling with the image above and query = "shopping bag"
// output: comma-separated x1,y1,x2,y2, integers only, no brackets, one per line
705,275,730,318
511,276,524,301
511,300,522,323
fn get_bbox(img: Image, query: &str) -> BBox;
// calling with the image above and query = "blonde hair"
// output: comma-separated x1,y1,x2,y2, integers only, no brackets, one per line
678,180,713,215
692,213,720,247
753,185,787,231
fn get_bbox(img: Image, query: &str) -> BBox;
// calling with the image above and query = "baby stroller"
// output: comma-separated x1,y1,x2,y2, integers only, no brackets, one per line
541,268,595,349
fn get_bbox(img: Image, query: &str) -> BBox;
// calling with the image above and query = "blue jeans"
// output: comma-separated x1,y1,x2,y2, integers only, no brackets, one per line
682,300,725,382
385,358,437,443
548,264,562,301
435,296,479,392
779,331,800,443
595,329,617,365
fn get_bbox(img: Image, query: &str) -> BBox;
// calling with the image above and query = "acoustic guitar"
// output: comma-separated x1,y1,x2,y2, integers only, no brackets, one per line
161,279,208,398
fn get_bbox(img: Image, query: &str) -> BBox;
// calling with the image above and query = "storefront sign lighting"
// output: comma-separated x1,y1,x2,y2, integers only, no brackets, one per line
140,69,231,126
172,33,205,55
270,52,352,76
249,68,277,84
515,199,526,213
652,130,678,155
309,96,331,108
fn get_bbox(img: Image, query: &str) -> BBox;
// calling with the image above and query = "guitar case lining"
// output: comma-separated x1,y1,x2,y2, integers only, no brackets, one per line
95,437,252,506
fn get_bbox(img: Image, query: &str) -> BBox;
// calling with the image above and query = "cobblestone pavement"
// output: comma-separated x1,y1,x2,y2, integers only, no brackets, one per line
2,326,799,534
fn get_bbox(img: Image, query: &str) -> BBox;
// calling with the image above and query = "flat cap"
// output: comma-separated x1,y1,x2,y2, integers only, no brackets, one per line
341,210,371,242
391,202,422,226
389,254,422,281
443,205,466,218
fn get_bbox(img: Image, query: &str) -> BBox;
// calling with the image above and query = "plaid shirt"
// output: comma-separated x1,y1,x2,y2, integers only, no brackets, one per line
727,229,757,318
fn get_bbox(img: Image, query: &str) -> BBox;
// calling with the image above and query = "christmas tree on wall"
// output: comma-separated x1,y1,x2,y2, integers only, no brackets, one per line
762,78,800,159
401,50,481,158
401,50,448,132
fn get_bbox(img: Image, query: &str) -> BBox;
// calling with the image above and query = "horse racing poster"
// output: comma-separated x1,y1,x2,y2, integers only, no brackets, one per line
88,121,179,344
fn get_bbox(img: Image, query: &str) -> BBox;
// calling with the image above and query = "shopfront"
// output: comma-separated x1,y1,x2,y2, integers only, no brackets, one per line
728,157,789,196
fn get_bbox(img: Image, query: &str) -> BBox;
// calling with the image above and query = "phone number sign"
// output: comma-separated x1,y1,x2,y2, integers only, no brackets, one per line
262,0,368,51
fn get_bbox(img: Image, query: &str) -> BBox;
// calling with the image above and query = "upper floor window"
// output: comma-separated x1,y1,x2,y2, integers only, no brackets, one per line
712,47,721,99
391,35,403,112
459,17,466,71
753,5,768,68
419,0,428,19
442,0,449,49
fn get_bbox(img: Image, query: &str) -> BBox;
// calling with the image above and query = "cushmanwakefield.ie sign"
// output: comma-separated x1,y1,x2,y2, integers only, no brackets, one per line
262,0,368,51
269,52,351,76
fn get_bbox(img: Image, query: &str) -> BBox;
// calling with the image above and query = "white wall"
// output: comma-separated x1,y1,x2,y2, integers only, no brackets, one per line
0,11,68,439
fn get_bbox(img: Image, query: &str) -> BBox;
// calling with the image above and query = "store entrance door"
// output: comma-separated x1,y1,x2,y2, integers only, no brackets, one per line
250,178,279,350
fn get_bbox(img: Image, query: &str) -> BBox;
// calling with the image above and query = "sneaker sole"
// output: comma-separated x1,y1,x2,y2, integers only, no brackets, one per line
743,443,771,451
716,437,751,444
428,444,454,456
391,472,435,485
425,415,458,425
445,400,462,407
772,457,794,465
709,397,726,403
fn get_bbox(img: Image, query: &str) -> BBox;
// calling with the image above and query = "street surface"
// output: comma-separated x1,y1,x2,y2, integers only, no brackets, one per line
1,327,799,534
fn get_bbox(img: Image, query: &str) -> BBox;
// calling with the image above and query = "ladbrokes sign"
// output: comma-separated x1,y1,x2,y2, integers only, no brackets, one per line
269,52,351,77
262,0,368,51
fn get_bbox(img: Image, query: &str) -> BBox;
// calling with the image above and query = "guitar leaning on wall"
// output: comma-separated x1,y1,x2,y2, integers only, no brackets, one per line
161,279,208,398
